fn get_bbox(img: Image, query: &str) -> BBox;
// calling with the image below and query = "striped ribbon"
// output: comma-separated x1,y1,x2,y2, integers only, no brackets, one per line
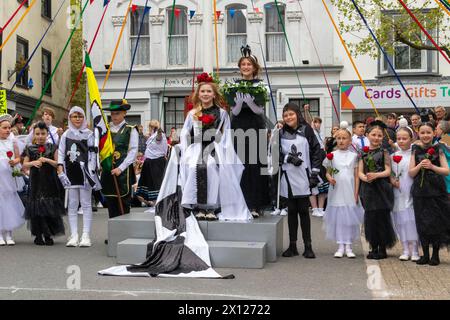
440,0,450,10
397,0,450,64
25,0,91,129
0,0,29,35
9,0,68,94
67,0,111,108
350,0,421,114
124,1,151,98
0,0,37,53
101,0,133,95
295,0,340,122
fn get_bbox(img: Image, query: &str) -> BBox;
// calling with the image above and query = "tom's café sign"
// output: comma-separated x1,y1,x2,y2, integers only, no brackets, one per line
341,84,450,110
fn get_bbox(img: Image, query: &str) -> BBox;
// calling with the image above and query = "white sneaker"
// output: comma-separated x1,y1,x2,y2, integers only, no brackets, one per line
280,208,288,216
0,239,6,246
97,202,103,208
271,208,281,216
66,234,79,247
345,250,356,258
77,208,83,215
399,254,410,261
311,208,320,217
316,208,325,217
6,239,15,246
79,233,91,247
334,251,344,258
411,254,420,262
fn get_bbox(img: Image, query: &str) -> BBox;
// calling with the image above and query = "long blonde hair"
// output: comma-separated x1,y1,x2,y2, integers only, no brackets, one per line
191,82,225,119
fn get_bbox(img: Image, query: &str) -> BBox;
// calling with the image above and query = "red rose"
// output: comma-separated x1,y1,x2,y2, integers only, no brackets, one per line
187,102,194,111
198,114,215,125
196,72,213,83
38,145,46,155
326,153,334,160
427,147,435,155
392,155,403,164
6,151,14,159
362,146,370,153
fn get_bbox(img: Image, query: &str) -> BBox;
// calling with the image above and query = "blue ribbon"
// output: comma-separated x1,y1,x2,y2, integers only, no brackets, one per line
350,0,420,114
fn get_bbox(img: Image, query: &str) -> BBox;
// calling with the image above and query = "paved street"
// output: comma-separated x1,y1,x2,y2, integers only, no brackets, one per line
0,208,449,300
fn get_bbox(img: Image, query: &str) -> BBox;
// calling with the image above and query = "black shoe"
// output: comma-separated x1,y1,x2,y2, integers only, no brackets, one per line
104,239,108,245
34,236,45,246
366,251,378,259
282,244,299,257
44,236,54,246
93,207,98,212
416,256,430,265
377,246,387,259
303,244,316,259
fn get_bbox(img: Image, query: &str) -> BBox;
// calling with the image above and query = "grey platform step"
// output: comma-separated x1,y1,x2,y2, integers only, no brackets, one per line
108,211,283,262
116,238,266,269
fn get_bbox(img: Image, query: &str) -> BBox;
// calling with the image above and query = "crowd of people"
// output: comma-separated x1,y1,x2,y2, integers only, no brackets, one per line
0,46,449,268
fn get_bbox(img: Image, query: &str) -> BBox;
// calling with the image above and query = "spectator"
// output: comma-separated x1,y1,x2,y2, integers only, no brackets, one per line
351,120,369,153
325,125,339,153
435,120,450,144
311,117,325,149
167,127,179,146
434,106,447,122
382,113,397,153
137,124,147,154
410,113,421,140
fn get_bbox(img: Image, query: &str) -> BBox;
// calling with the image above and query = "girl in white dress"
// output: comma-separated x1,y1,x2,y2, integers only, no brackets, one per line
323,129,363,258
390,127,419,261
0,114,25,245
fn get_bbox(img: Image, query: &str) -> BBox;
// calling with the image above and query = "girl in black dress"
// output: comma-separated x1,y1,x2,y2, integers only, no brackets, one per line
23,122,65,245
409,122,450,266
229,46,270,218
358,121,396,259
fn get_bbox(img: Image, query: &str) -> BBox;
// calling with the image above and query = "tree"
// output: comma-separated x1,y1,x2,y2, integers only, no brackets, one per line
330,0,450,58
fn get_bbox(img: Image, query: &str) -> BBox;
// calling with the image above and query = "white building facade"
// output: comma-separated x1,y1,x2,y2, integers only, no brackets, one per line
83,0,449,135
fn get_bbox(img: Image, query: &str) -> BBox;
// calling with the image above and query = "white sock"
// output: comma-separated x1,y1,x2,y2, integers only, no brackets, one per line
410,241,419,255
337,243,345,253
402,241,409,255
80,188,93,235
68,209,78,237
345,244,353,253
82,208,92,235
5,231,12,240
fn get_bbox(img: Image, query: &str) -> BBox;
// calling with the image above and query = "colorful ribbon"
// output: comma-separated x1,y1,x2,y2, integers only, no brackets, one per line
25,0,91,129
435,0,450,16
213,0,220,76
123,2,151,98
350,0,421,114
0,0,37,53
0,0,29,35
9,0,68,94
68,0,111,107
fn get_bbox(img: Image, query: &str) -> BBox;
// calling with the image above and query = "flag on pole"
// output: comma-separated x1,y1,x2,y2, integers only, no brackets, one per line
85,52,114,172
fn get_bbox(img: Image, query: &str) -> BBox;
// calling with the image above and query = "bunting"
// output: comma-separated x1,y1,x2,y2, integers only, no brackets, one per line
189,10,196,19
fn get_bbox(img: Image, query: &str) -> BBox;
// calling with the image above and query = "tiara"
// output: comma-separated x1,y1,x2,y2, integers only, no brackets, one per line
240,45,258,62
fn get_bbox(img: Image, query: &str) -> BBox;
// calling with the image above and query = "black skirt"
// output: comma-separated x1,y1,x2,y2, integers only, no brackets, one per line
136,157,167,201
364,209,397,248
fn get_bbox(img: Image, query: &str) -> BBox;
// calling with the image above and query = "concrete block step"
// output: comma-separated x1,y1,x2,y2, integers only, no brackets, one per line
116,238,266,269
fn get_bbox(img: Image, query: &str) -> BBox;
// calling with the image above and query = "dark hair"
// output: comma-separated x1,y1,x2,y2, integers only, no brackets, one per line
386,112,397,119
312,117,322,123
352,120,365,128
238,56,261,78
282,103,307,125
33,121,49,132
418,122,435,131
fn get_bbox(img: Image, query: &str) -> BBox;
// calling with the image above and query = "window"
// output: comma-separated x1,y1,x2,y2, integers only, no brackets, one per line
42,49,51,95
164,97,186,131
289,98,320,118
380,13,436,74
16,37,29,88
167,7,188,65
41,0,51,18
18,0,29,7
265,2,286,62
226,4,247,63
130,6,150,65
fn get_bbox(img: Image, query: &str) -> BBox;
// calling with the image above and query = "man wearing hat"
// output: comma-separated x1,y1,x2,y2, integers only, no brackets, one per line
101,99,138,218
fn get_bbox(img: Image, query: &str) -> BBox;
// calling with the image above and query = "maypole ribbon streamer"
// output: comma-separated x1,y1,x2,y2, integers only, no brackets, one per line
68,0,111,107
440,0,450,11
321,0,383,118
435,0,450,16
25,0,91,129
191,9,198,93
0,0,37,53
10,0,68,94
101,0,133,95
397,0,450,64
159,0,177,123
295,0,340,122
273,0,307,101
123,1,151,98
0,0,29,35
350,0,421,114
249,0,277,119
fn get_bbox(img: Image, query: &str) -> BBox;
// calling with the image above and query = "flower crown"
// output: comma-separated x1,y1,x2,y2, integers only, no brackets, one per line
196,72,214,84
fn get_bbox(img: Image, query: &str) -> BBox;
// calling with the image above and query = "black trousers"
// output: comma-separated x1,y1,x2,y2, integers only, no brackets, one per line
105,195,131,219
287,197,311,244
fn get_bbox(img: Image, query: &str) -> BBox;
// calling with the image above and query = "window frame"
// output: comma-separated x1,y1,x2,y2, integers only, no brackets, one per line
167,6,188,66
130,6,150,66
41,0,52,19
226,4,248,64
265,2,286,63
42,48,52,96
164,97,186,131
16,36,29,89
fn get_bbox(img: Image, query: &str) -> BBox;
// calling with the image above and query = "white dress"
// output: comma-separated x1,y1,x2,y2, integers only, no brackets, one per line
322,149,363,244
179,108,251,221
391,149,418,242
0,138,25,231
